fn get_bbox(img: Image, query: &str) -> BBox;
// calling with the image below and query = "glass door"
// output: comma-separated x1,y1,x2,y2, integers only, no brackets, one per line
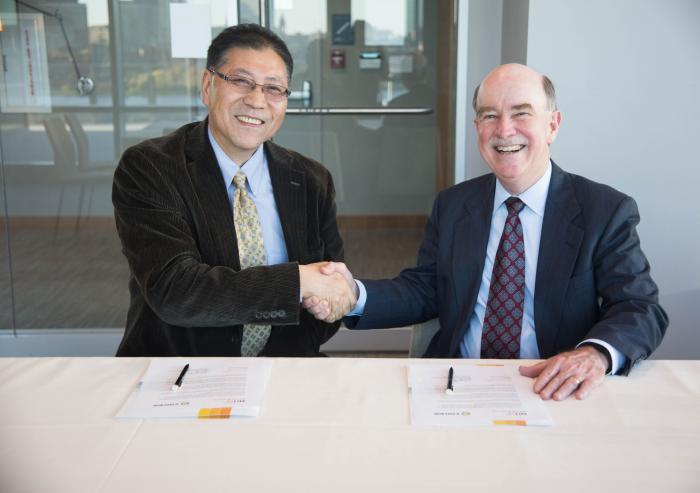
270,0,456,278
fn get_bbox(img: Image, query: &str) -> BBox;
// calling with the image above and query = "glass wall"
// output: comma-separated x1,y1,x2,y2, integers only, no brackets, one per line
0,0,455,334
0,0,228,332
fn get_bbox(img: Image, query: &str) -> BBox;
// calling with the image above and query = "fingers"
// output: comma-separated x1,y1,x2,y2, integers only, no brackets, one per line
302,297,331,320
301,296,320,309
574,378,596,400
319,261,347,275
306,296,341,322
300,267,356,322
531,358,563,395
539,372,585,401
304,297,340,323
319,262,337,275
522,347,607,401
324,273,356,322
518,360,548,378
318,262,357,297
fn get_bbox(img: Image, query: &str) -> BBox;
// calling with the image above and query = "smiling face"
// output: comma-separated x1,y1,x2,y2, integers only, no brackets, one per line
474,64,561,194
202,47,288,164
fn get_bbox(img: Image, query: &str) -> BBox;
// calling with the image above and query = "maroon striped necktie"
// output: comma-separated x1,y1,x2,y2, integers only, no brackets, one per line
480,197,526,359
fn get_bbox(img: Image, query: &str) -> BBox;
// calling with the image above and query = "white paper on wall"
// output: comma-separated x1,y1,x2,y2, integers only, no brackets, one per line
352,0,406,46
0,13,52,113
169,3,211,59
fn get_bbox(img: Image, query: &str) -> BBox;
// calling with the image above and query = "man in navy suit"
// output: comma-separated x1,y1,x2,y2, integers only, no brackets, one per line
305,64,667,400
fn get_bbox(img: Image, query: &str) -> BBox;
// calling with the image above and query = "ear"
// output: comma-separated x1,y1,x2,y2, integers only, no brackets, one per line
547,110,562,145
201,69,212,106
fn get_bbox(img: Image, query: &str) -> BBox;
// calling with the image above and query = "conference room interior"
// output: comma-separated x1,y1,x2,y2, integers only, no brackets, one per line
2,2,698,492
1,0,698,362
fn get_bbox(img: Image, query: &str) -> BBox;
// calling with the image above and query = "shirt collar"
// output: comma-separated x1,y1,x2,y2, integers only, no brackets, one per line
207,127,266,197
493,160,552,217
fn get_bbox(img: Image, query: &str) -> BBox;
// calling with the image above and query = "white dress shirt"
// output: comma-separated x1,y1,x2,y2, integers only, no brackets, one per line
208,129,289,266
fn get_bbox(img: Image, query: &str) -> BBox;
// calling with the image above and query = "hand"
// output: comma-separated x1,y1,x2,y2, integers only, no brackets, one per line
302,262,357,322
299,262,356,323
320,262,358,297
518,346,608,401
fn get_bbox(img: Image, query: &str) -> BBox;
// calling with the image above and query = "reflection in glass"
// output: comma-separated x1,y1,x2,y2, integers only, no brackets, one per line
0,0,453,335
271,0,441,284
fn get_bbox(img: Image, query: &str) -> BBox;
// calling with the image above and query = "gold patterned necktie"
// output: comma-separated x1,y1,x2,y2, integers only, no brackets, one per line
233,171,271,356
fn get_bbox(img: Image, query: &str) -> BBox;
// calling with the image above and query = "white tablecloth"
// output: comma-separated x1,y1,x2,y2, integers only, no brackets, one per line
0,357,698,492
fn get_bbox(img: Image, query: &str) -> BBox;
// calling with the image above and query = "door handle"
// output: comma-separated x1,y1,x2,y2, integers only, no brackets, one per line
288,80,312,107
286,80,432,115
285,107,433,115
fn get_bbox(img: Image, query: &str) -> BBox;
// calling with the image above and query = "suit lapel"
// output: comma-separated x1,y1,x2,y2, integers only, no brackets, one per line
265,142,307,262
534,163,584,357
184,120,240,269
448,176,496,356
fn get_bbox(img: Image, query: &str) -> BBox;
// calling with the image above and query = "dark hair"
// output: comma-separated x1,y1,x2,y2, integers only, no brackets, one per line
207,23,293,81
472,74,558,112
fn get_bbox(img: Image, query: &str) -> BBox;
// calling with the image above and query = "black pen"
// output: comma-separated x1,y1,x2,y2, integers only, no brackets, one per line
171,363,189,391
445,366,454,394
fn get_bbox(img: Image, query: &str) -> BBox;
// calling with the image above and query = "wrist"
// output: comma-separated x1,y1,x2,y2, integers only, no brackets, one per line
298,264,311,298
580,343,612,374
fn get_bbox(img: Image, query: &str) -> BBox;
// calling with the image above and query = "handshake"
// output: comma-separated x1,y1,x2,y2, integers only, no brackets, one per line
299,262,356,323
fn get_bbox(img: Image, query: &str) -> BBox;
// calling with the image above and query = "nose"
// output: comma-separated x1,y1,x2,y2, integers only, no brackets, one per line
243,85,266,108
495,116,516,138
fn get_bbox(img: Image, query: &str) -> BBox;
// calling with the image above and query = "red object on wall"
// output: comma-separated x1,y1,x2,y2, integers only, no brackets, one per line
330,49,346,69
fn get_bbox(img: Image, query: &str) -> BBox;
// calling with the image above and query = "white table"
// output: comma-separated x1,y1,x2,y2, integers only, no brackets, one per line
1,357,698,493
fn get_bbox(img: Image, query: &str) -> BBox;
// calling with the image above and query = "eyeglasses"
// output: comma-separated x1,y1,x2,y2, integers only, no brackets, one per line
208,68,291,101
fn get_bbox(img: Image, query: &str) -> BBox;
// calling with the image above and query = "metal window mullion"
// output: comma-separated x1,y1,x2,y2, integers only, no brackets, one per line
259,0,267,27
107,0,124,160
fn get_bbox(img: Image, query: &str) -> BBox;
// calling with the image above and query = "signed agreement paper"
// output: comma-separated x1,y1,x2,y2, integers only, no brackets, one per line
408,363,552,427
116,359,272,419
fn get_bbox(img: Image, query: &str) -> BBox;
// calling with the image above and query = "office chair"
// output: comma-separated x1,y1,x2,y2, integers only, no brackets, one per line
64,113,114,172
43,114,114,238
408,318,440,357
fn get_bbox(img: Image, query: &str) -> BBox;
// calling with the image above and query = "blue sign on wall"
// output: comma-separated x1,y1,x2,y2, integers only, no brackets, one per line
332,14,354,45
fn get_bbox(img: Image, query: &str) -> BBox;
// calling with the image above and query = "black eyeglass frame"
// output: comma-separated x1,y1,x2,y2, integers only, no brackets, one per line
207,67,292,99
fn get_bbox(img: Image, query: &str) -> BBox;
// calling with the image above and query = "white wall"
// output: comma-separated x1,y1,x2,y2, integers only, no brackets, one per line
464,0,503,180
527,0,700,358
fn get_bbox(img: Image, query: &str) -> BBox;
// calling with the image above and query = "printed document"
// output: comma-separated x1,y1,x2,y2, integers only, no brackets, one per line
116,359,272,419
408,363,552,427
